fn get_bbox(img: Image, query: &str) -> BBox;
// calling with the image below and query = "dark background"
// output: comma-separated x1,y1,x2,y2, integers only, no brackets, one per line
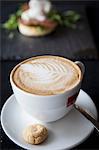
1,0,99,60
1,0,99,54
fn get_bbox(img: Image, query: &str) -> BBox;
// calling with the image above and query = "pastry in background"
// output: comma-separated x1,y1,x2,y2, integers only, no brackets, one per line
18,0,58,36
2,0,81,37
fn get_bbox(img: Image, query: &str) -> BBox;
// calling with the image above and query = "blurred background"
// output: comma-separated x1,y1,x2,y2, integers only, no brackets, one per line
1,0,99,60
1,0,99,149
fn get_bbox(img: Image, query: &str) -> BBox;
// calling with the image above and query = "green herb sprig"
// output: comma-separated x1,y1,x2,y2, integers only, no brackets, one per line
2,9,22,30
47,10,81,29
63,10,81,28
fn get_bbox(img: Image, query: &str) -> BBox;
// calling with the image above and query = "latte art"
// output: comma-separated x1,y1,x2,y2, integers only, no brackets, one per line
12,56,81,95
21,61,69,83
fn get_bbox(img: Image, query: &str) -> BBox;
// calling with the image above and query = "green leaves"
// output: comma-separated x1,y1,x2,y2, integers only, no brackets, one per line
3,14,18,30
16,9,22,17
2,9,22,30
48,10,81,29
63,20,76,29
63,10,81,28
47,10,63,25
36,26,46,32
2,6,80,31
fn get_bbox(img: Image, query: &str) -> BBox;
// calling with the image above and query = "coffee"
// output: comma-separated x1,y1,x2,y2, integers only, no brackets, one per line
12,56,81,95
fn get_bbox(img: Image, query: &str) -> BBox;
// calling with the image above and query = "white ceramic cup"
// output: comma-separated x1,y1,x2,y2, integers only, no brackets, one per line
10,58,85,122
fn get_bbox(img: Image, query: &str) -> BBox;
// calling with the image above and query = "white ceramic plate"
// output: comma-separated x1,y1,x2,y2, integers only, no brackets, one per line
1,90,98,150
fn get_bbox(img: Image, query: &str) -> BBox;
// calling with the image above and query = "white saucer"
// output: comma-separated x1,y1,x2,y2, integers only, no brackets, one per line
1,90,98,150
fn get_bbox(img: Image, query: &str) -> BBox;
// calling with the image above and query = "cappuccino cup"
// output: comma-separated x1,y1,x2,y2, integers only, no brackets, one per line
10,56,85,122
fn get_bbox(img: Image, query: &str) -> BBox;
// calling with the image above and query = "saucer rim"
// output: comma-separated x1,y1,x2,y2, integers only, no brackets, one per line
1,90,97,150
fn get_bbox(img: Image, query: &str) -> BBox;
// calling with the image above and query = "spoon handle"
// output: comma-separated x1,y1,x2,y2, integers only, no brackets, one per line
74,104,99,132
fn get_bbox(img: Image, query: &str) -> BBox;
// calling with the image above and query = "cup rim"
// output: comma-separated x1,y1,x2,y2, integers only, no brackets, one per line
10,55,82,97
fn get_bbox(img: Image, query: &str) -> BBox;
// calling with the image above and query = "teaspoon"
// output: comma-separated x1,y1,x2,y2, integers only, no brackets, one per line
74,104,99,132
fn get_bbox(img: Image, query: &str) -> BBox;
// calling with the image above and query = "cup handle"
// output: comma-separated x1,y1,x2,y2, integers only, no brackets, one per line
75,61,85,79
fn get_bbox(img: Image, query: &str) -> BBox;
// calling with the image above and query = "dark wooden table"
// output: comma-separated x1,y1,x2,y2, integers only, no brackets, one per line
1,60,99,150
1,0,98,61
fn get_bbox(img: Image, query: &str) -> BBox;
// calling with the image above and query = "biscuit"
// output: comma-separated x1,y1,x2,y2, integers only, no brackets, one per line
23,124,48,144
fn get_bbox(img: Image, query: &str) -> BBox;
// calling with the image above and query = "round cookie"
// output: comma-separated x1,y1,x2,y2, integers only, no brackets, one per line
23,124,48,144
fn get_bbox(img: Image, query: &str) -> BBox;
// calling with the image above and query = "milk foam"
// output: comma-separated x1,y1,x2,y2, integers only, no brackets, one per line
21,0,51,21
13,57,80,95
